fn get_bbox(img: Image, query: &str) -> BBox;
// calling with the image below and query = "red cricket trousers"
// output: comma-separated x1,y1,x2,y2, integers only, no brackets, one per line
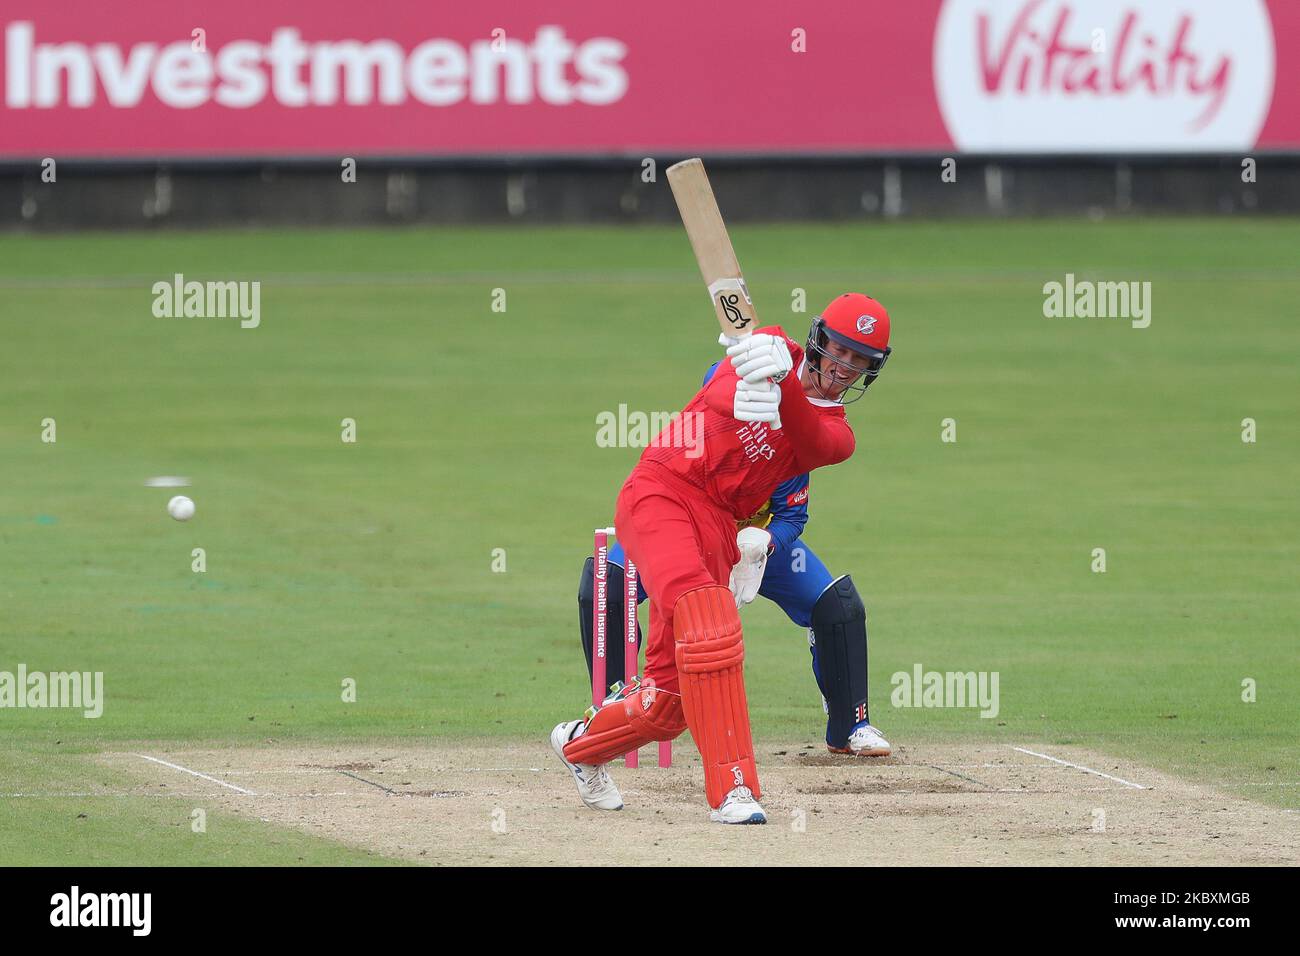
614,462,741,696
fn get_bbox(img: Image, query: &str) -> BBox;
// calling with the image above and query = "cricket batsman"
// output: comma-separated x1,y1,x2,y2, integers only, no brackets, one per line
551,293,892,824
577,375,891,758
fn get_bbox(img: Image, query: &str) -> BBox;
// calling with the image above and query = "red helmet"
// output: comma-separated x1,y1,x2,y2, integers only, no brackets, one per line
805,293,893,403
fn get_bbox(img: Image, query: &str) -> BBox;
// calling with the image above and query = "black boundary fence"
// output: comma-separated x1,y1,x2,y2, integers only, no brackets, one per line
1,154,1297,230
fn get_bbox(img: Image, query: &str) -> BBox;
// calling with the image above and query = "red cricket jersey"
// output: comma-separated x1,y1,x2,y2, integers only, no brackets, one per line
641,326,854,520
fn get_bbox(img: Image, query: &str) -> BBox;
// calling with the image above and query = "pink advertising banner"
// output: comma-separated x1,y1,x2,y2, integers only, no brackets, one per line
1,0,1297,159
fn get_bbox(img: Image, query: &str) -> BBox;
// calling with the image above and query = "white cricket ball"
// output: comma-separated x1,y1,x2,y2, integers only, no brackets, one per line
167,495,196,521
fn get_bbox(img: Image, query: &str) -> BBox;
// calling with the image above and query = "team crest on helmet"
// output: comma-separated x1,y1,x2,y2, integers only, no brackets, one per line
856,315,877,334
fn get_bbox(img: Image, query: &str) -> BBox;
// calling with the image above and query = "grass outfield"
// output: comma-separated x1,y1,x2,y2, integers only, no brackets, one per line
1,219,1297,864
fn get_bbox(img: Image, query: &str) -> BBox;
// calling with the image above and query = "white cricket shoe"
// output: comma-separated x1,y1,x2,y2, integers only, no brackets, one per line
550,720,623,811
709,785,767,825
830,722,892,757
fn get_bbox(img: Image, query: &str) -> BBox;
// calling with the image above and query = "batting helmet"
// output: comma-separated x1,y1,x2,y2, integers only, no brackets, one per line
804,293,893,403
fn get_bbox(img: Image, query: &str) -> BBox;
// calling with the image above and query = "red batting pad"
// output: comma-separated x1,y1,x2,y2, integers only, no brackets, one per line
673,585,761,808
564,683,685,767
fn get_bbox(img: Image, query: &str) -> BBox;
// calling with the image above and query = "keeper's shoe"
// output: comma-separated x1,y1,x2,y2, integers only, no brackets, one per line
550,720,624,811
828,722,892,757
709,785,767,825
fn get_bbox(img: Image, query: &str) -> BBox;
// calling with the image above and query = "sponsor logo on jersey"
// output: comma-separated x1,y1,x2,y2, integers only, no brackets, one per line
786,486,809,507
736,422,776,463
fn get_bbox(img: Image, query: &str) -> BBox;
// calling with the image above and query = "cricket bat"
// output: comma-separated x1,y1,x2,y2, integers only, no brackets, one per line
666,157,759,338
666,157,780,428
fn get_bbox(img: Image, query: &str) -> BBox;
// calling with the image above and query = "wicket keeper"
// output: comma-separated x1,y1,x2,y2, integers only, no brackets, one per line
577,374,891,758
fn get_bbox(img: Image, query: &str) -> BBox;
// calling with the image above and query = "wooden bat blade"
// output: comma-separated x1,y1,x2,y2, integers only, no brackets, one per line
666,158,759,337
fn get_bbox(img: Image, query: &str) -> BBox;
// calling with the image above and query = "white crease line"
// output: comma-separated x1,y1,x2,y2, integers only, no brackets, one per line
993,787,1123,794
1238,782,1300,787
4,792,111,798
215,769,340,776
134,754,257,795
465,767,545,773
3,791,356,798
221,766,545,774
1012,747,1146,790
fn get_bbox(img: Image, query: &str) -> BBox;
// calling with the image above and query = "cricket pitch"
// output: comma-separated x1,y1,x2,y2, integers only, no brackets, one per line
97,741,1300,866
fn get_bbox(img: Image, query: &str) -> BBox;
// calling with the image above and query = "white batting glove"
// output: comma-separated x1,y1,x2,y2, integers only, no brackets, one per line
726,333,793,384
733,378,782,423
729,527,773,608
